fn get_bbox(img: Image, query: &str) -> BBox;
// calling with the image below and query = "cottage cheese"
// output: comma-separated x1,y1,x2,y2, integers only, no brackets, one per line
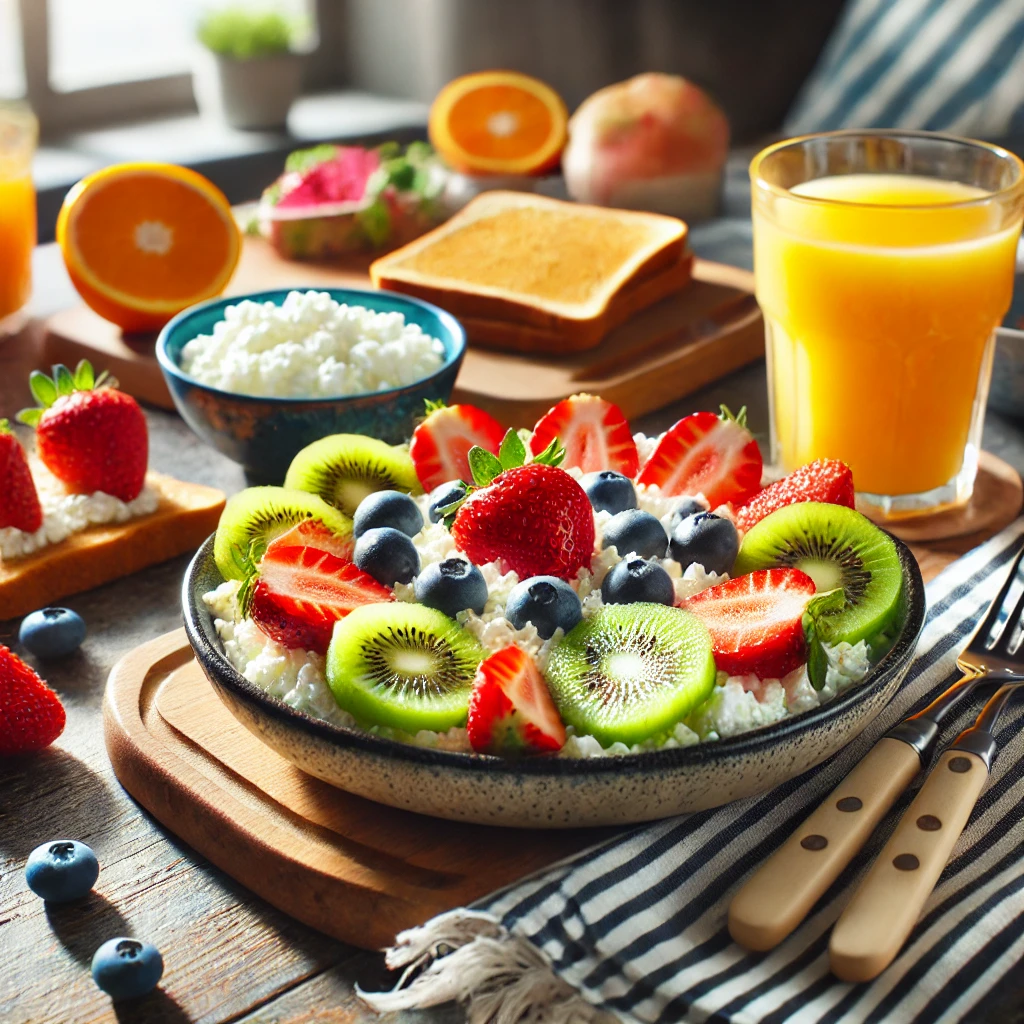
0,468,160,561
179,290,446,398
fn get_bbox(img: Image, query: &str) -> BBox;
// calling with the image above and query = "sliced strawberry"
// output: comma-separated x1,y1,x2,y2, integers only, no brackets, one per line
264,519,354,562
681,568,816,679
637,406,762,507
247,545,393,654
467,646,566,755
0,420,42,533
734,459,855,533
410,401,506,491
529,394,639,476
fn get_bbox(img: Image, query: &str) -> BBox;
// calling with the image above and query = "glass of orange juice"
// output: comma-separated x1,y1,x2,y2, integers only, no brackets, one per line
0,102,37,335
751,131,1024,520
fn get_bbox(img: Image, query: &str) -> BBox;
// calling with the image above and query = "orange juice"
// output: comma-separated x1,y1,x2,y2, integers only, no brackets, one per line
0,172,35,320
754,173,1021,500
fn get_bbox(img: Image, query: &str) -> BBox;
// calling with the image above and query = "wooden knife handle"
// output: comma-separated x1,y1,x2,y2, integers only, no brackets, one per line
829,749,989,982
728,737,921,951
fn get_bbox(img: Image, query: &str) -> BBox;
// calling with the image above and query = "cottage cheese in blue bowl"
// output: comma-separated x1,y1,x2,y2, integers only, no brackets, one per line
156,288,466,484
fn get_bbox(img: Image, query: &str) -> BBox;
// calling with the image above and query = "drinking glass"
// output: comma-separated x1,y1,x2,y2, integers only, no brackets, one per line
750,130,1024,519
0,102,37,336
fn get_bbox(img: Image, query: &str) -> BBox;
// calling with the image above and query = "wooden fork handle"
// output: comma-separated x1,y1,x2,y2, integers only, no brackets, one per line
728,737,921,951
829,749,989,982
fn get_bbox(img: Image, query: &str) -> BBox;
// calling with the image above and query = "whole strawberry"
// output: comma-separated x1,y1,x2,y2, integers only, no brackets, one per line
0,644,65,755
735,459,854,533
18,361,148,502
0,420,43,533
449,431,595,581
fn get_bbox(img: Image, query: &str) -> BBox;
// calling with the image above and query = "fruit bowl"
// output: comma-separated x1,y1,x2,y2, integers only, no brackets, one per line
182,533,926,829
155,288,466,485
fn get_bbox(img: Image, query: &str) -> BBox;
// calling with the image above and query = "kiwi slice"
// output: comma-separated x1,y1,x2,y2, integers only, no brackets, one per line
326,603,485,733
213,486,353,581
284,434,422,515
545,603,716,747
733,502,903,681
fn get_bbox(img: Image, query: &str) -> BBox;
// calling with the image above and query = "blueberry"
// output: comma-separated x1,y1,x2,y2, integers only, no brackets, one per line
415,558,488,619
19,607,86,660
353,490,423,539
353,527,420,586
601,556,676,605
427,481,467,524
668,497,710,533
581,470,637,515
601,509,668,559
25,840,99,902
91,937,164,1000
669,512,738,575
505,576,582,639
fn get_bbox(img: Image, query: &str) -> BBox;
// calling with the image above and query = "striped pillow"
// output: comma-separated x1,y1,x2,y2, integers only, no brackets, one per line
785,0,1024,138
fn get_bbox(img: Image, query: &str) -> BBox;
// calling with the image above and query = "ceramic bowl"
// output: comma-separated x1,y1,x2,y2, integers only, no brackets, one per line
182,535,926,829
156,288,466,484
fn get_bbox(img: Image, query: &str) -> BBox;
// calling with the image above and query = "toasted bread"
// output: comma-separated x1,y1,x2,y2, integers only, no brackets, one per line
0,473,225,620
370,191,688,343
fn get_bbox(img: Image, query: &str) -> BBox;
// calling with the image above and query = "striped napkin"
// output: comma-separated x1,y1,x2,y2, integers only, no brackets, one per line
362,520,1024,1024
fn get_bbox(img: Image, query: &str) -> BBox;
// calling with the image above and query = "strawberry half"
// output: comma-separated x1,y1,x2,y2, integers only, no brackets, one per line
0,420,42,533
529,394,639,476
245,544,393,654
637,406,762,507
0,645,66,756
467,645,566,755
734,459,855,533
410,400,506,491
264,519,355,562
681,568,816,679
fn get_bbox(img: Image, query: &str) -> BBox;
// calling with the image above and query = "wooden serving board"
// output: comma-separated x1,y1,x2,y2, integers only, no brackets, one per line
43,236,762,423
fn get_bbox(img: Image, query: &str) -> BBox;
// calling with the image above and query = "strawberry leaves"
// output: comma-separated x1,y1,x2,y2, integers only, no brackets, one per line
18,360,111,427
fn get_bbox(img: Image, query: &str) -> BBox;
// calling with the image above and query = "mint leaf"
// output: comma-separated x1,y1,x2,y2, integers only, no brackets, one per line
498,428,526,470
803,588,847,690
468,446,504,487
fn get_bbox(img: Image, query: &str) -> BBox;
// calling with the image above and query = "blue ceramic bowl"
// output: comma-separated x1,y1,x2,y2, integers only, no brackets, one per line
156,288,466,484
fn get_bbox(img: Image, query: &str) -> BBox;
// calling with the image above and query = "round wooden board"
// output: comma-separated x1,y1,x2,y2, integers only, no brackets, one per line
873,451,1022,544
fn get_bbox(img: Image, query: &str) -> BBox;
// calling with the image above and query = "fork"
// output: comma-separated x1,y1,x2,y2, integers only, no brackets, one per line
728,542,1024,953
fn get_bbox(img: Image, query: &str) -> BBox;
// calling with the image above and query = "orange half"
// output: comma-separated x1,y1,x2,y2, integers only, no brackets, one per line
429,71,568,176
57,162,241,333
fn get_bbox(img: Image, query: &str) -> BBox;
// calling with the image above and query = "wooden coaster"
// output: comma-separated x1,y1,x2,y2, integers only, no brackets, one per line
103,631,608,950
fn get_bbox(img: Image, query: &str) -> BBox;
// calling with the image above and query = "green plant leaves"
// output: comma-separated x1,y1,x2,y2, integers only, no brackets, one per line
28,371,57,409
498,428,526,470
468,446,504,488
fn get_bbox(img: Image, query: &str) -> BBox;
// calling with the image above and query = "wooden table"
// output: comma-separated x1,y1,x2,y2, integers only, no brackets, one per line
1,246,1022,1024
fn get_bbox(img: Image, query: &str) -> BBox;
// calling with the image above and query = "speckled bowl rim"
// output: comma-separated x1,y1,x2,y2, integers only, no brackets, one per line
155,286,467,406
183,533,926,777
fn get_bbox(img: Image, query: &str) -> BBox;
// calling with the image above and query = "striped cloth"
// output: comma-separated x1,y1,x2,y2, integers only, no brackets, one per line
366,519,1024,1023
785,0,1024,138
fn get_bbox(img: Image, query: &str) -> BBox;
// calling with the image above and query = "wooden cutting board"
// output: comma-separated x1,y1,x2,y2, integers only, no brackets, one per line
42,236,762,423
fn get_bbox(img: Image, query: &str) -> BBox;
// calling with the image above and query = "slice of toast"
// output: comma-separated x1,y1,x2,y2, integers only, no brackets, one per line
370,191,688,341
0,473,225,620
459,253,693,352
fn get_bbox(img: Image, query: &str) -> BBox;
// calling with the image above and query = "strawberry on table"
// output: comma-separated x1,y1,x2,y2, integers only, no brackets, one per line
467,645,566,755
17,361,148,503
637,405,762,508
734,459,855,533
0,420,42,533
530,393,639,477
242,543,393,655
0,645,66,755
681,568,816,680
409,400,506,492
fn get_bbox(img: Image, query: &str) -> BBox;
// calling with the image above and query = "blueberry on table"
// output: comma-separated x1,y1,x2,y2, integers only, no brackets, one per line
353,490,424,539
415,558,488,618
91,938,164,1000
427,480,467,524
581,470,637,515
354,527,420,587
25,839,99,902
668,497,710,533
670,512,739,576
506,576,582,639
601,509,668,559
601,557,675,606
19,607,86,660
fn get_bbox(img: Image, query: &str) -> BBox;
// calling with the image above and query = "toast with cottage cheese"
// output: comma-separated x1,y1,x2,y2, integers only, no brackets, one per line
369,191,690,351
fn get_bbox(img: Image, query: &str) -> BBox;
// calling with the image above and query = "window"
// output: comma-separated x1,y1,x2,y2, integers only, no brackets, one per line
0,0,24,99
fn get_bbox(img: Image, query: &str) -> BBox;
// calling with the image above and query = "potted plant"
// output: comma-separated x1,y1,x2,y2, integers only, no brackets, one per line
193,6,306,130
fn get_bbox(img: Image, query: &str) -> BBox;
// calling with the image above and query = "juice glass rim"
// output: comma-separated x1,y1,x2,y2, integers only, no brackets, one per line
750,128,1024,212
